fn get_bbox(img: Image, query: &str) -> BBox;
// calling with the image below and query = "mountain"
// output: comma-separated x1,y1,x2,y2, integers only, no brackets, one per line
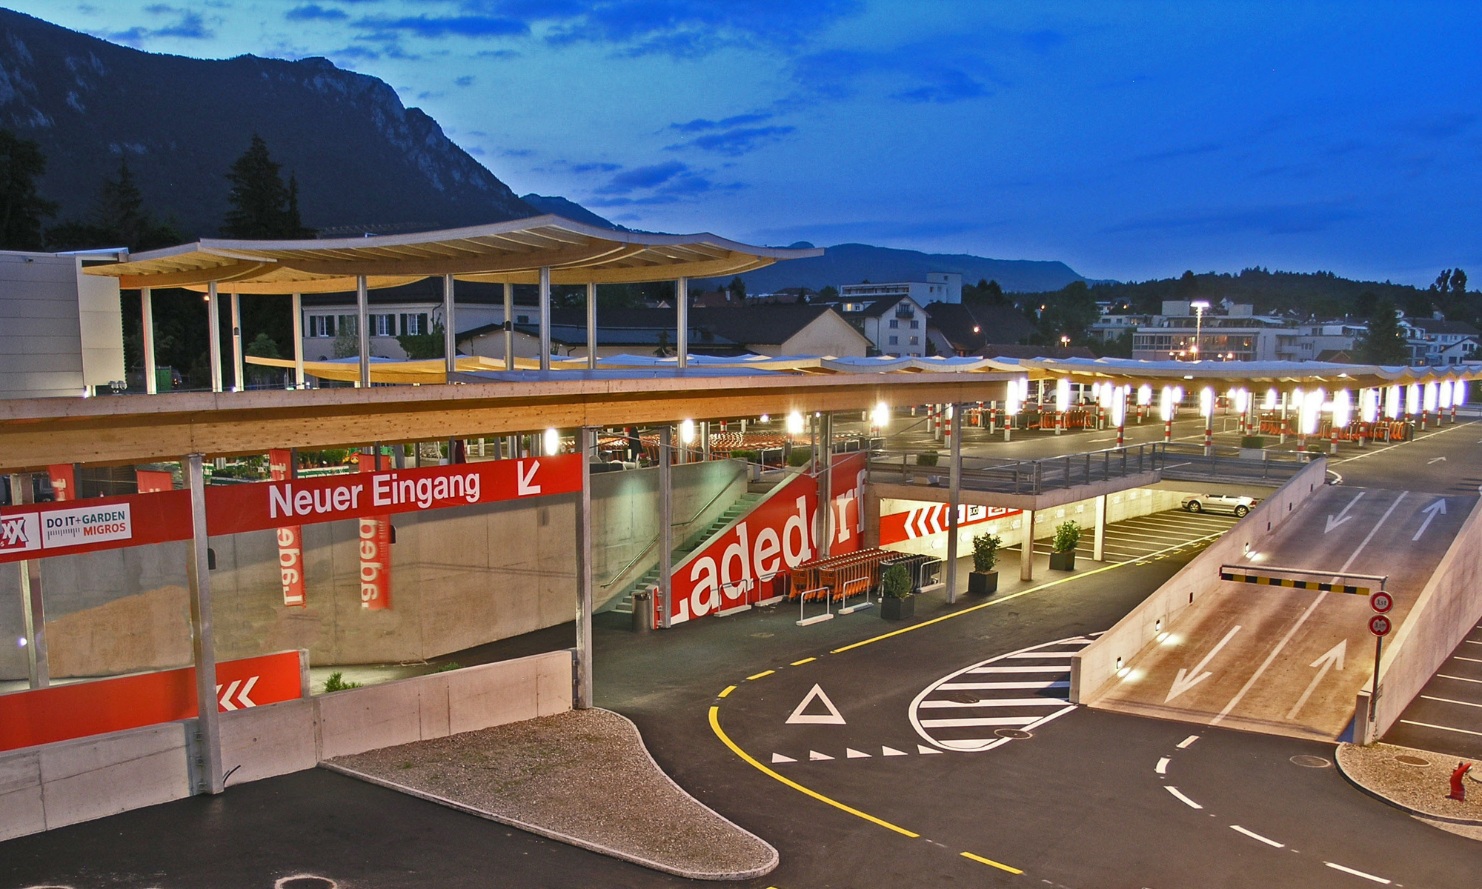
0,8,533,240
719,243,1089,294
520,194,626,231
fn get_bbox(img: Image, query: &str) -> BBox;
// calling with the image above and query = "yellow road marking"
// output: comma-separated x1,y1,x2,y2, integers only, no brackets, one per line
830,531,1223,654
718,685,737,698
708,706,920,838
961,851,1024,874
747,669,776,681
790,657,817,666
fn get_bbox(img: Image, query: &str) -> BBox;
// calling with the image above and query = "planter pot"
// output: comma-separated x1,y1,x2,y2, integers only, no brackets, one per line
880,595,915,621
968,571,998,596
1049,550,1076,571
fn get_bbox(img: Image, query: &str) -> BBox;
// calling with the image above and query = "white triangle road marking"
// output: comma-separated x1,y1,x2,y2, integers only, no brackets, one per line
786,683,847,725
771,752,796,763
917,745,942,754
881,746,908,756
809,750,834,761
846,748,870,758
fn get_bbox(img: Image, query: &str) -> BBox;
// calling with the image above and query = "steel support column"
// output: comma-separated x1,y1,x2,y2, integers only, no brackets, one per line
946,403,962,603
539,266,552,373
443,274,457,379
658,426,674,627
1020,509,1035,582
675,276,689,369
185,454,223,795
586,282,598,370
575,427,594,708
819,413,833,560
141,288,157,395
230,293,243,392
207,281,223,393
11,472,47,688
503,282,515,371
1093,494,1107,561
291,293,305,388
356,275,370,389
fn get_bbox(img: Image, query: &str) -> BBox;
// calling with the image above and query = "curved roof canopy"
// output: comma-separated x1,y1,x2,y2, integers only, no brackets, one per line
82,215,823,293
1015,357,1479,388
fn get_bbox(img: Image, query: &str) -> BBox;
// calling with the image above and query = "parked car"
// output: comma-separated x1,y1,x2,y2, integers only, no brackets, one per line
1181,492,1257,517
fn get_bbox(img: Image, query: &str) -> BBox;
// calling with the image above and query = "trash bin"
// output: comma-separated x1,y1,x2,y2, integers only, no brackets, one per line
632,590,652,633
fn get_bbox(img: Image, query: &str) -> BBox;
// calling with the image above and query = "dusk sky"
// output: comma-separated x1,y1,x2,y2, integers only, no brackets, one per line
11,1,1481,286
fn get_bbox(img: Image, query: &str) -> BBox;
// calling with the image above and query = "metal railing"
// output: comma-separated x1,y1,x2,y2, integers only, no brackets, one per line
867,442,1166,496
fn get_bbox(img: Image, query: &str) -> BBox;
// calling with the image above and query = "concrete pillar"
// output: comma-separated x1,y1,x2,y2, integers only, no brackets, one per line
503,282,515,371
1020,509,1035,582
141,288,157,394
443,274,457,379
185,454,222,795
658,426,674,628
11,472,47,688
207,281,222,393
230,293,243,392
539,266,552,373
676,276,689,369
291,293,305,388
946,403,962,604
819,413,833,560
1093,495,1107,561
586,282,598,371
356,275,370,389
575,427,594,708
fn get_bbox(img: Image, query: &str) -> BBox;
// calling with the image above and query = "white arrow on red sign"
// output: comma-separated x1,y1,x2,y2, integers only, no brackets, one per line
215,676,259,711
516,460,542,496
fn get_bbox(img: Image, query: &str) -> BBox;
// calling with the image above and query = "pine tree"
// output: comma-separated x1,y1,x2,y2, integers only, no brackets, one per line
222,135,313,239
1358,300,1410,365
0,128,57,250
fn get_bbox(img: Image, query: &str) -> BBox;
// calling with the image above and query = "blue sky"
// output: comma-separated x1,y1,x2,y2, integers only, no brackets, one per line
15,1,1482,285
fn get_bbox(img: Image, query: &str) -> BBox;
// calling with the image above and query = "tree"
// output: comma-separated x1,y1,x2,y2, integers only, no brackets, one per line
0,128,57,250
397,323,445,360
1451,268,1467,293
1357,299,1409,365
727,276,746,302
222,135,313,239
245,332,284,387
46,158,184,252
817,285,838,301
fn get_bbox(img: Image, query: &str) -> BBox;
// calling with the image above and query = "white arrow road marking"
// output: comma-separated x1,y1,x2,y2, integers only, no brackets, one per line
1427,456,1447,465
771,752,796,763
1155,756,1170,775
1325,491,1365,533
846,748,870,758
516,460,542,495
1412,498,1447,541
1285,640,1347,720
1165,625,1242,703
808,750,833,761
786,683,847,725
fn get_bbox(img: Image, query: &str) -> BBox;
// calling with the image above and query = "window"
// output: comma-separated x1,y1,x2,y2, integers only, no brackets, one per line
909,320,919,329
308,315,334,338
399,313,429,336
909,336,919,345
888,319,899,329
370,314,395,337
888,335,899,345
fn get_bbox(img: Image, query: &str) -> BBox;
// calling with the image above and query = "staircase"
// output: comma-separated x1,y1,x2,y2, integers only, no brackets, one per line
609,491,762,614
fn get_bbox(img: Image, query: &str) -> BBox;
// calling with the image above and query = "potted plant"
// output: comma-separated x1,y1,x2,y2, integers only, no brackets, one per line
969,532,1001,595
879,563,915,620
1238,434,1267,460
1049,520,1080,571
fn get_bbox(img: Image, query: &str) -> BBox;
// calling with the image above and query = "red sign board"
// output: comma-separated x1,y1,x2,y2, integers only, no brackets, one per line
663,453,867,625
1370,591,1393,614
46,464,74,501
135,469,174,493
358,455,392,611
0,650,303,752
1369,614,1392,637
0,490,193,566
879,503,1021,546
269,449,307,607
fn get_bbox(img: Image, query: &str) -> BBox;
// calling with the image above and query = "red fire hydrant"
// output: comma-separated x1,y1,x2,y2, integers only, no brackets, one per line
1448,762,1472,802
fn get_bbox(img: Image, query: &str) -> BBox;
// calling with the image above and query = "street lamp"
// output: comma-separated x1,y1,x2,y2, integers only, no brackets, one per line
1189,300,1210,359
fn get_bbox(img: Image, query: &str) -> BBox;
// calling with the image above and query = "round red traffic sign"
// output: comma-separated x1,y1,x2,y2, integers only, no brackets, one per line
1369,614,1392,637
1370,591,1394,614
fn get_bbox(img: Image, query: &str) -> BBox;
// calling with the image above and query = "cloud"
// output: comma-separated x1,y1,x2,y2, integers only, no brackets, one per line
586,160,742,206
454,75,475,87
104,6,213,44
286,5,349,22
665,125,796,156
892,68,989,104
353,14,530,39
596,161,689,194
791,47,993,104
1394,112,1476,142
1021,29,1066,54
669,112,775,134
569,161,622,173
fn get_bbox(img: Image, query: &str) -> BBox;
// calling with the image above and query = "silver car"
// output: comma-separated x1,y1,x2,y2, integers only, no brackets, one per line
1181,492,1257,517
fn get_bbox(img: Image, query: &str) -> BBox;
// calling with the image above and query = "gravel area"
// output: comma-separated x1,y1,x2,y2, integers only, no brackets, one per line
326,708,778,880
1336,742,1482,831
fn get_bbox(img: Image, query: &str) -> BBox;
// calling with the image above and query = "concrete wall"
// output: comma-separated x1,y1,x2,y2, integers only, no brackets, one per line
0,649,572,842
1358,497,1482,741
1071,457,1329,704
0,461,742,679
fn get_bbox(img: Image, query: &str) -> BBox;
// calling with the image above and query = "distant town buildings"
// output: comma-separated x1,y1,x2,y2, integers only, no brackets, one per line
838,272,963,306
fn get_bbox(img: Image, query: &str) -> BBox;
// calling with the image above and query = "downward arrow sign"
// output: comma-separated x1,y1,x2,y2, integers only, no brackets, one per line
1412,498,1447,541
1165,625,1242,703
1325,492,1365,533
1286,640,1346,720
516,460,542,496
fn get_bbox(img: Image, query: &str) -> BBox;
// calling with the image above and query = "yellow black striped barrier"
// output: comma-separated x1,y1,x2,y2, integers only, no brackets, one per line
1218,571,1369,595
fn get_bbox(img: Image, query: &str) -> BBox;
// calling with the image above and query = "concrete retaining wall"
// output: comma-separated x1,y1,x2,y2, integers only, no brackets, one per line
0,649,573,841
1071,458,1329,704
1358,497,1482,742
0,461,740,679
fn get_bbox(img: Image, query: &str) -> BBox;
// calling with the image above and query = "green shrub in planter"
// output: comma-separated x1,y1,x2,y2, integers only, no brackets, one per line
1053,520,1080,552
787,449,814,467
881,564,912,599
1239,435,1267,449
972,533,1001,573
916,450,939,467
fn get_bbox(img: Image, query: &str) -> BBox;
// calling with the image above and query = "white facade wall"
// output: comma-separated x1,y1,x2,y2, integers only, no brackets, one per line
0,252,124,398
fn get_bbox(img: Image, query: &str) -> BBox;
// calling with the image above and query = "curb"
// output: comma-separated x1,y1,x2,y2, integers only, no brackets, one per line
322,708,778,882
1333,744,1482,827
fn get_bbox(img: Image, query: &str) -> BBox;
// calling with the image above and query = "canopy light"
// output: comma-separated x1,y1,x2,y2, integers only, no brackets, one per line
543,427,561,456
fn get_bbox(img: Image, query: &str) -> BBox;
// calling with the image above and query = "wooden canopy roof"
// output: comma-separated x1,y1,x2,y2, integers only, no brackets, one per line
82,215,823,294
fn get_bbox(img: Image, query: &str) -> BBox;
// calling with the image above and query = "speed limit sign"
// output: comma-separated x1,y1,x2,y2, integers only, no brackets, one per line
1370,591,1393,614
1369,614,1392,637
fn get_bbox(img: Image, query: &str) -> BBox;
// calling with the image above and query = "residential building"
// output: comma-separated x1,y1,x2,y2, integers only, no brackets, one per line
814,294,930,357
1403,318,1479,366
1132,300,1287,362
838,272,962,306
300,279,511,361
925,302,1038,356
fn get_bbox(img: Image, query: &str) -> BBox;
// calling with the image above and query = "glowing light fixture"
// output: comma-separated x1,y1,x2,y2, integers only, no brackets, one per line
1361,388,1379,424
1440,380,1454,410
1424,381,1439,412
872,401,891,429
543,427,561,456
1333,389,1352,428
1406,383,1420,414
1159,386,1174,422
1199,386,1214,418
785,411,805,435
1385,385,1400,419
1262,388,1277,411
1455,380,1469,406
679,418,696,445
1056,377,1071,411
1137,384,1152,406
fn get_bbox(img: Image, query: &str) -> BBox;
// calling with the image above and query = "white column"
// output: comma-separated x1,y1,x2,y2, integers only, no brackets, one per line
676,276,689,369
503,282,514,371
586,281,598,370
291,293,305,388
575,427,594,707
1093,495,1107,561
658,426,674,628
141,288,158,394
185,454,223,795
443,274,457,379
1020,509,1035,582
11,472,47,688
207,281,222,393
539,266,552,373
946,403,962,604
230,292,244,392
356,275,370,389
